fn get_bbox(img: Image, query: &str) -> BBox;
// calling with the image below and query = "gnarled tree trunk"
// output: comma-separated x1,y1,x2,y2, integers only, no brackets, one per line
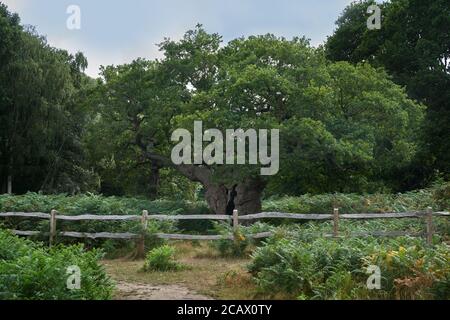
142,151,265,216
203,178,265,215
204,183,229,215
234,178,265,215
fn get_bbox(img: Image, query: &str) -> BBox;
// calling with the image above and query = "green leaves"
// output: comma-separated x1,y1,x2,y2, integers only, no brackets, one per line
143,245,185,272
0,230,114,300
248,227,450,299
81,24,425,199
0,4,95,195
326,0,450,183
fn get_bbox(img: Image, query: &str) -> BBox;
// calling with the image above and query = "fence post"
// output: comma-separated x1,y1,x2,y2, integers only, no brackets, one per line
49,209,57,247
333,208,339,238
137,210,148,258
426,206,433,245
232,209,239,241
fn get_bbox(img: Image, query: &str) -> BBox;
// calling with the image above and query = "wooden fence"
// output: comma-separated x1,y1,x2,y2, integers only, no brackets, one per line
1,208,449,257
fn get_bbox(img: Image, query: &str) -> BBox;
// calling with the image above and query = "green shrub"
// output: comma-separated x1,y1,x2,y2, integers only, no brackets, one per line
432,180,450,210
0,192,208,216
366,241,450,299
0,229,114,300
213,234,249,258
248,227,450,300
263,182,449,214
143,245,185,272
0,193,201,254
209,222,272,257
211,223,249,257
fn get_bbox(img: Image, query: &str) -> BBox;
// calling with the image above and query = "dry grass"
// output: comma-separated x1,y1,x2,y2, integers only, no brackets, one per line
102,241,260,300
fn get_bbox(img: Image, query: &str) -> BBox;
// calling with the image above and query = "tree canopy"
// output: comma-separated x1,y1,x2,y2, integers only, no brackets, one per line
87,26,424,214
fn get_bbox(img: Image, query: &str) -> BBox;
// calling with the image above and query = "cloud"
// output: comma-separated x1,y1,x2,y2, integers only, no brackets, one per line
2,0,28,13
3,0,355,77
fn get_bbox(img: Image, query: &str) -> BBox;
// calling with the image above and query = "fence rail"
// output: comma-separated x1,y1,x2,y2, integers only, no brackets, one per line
1,211,449,221
1,208,449,257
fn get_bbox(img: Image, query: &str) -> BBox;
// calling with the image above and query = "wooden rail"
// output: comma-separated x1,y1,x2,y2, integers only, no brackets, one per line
1,208,449,254
1,211,448,221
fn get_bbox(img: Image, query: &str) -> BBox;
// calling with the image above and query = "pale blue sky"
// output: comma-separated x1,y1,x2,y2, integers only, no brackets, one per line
2,0,354,77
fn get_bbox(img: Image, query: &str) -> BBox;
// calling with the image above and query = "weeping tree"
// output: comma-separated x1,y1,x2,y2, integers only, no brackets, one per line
89,26,424,214
0,4,96,195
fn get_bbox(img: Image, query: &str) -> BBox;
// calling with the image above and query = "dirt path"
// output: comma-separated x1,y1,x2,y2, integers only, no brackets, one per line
114,280,214,300
103,242,254,300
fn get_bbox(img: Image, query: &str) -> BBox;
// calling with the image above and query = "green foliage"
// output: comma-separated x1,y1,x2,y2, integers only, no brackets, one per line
0,4,97,195
0,192,207,252
87,24,425,211
142,220,174,252
0,3,444,211
98,219,175,259
143,245,185,272
264,183,449,214
326,0,450,185
210,222,272,257
0,192,208,216
212,230,249,258
367,242,450,299
0,185,447,254
268,61,424,194
248,227,450,299
0,229,114,300
325,0,381,63
158,168,203,202
432,180,450,210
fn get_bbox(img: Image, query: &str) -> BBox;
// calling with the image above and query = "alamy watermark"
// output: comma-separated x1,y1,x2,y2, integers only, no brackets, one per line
66,5,81,30
171,121,279,176
367,4,381,30
66,265,81,290
366,265,381,290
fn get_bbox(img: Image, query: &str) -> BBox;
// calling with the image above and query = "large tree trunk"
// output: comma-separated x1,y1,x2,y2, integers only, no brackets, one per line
234,178,265,215
204,183,229,215
7,175,12,194
203,178,265,215
6,156,14,194
142,151,265,215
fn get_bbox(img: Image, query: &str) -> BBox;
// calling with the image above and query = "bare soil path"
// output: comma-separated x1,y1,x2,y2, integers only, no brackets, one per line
103,242,256,300
114,280,213,300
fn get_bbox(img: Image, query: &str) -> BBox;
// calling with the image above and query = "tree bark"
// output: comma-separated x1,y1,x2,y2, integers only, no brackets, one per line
142,151,265,215
235,178,265,215
203,178,264,215
204,183,229,215
7,175,12,194
6,159,12,194
148,164,160,198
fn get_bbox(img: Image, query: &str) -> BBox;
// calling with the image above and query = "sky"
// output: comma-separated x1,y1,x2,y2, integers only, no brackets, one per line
2,0,354,77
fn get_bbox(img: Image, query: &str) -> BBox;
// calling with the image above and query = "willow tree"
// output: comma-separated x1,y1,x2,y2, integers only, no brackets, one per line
0,4,94,195
89,26,424,214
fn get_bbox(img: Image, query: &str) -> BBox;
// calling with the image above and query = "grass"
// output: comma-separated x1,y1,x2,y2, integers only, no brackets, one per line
102,241,258,300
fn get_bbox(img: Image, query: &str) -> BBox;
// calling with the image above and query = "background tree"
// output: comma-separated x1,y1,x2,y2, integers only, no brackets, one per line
83,59,187,198
326,0,450,187
0,4,97,194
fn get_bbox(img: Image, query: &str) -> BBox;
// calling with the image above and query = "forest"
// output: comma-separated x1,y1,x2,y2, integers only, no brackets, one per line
0,0,449,301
